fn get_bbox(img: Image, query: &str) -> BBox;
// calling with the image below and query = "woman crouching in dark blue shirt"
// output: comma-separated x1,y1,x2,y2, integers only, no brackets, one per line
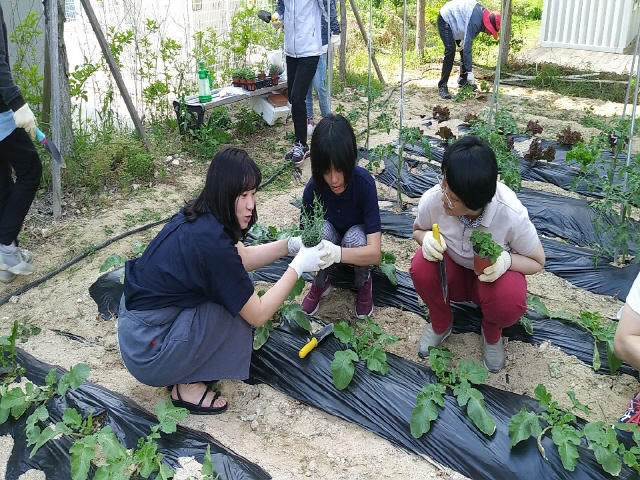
117,146,330,415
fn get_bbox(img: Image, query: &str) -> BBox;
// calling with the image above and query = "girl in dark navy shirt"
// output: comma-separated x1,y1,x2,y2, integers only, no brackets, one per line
299,114,382,319
118,146,329,415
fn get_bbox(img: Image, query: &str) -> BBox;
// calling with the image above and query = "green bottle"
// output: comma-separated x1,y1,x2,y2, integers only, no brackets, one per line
198,60,212,103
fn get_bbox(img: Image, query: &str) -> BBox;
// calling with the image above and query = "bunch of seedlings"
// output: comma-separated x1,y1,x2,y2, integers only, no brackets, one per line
557,126,583,145
524,137,556,167
300,192,325,247
432,105,450,122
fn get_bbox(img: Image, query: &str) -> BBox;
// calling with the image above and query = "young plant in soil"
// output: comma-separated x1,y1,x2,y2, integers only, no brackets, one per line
253,277,311,350
470,230,503,274
330,317,399,390
526,119,544,136
526,296,622,375
435,126,455,146
509,384,637,476
453,85,475,102
557,126,583,146
376,250,398,286
410,347,496,438
432,105,450,122
524,137,556,167
470,120,522,192
301,192,325,247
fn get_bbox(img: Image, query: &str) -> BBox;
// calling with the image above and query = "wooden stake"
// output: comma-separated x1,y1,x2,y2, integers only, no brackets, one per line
79,0,152,152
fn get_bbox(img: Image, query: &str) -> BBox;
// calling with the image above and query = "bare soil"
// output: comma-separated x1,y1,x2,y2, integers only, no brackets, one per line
1,67,638,480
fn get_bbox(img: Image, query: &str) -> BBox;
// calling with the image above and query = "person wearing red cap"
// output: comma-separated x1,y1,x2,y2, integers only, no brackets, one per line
436,0,500,99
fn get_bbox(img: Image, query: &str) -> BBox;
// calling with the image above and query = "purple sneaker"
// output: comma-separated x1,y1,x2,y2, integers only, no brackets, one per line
616,391,640,440
301,280,332,315
355,275,373,319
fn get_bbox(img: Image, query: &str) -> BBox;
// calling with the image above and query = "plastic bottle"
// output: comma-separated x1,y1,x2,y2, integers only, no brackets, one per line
198,60,212,103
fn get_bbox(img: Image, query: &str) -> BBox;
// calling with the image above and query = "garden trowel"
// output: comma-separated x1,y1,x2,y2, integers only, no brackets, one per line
432,223,447,303
299,323,334,358
36,127,66,168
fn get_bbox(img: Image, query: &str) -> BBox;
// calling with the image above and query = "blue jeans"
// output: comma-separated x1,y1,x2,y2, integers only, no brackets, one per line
305,52,329,120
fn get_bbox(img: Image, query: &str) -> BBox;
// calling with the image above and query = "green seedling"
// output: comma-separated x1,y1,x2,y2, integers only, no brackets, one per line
526,296,622,375
300,192,325,247
330,317,399,390
377,250,398,286
470,230,502,263
411,347,496,438
253,278,311,350
509,384,633,476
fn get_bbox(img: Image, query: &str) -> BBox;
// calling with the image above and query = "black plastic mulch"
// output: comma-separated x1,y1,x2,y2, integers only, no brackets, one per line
0,350,271,480
249,321,639,480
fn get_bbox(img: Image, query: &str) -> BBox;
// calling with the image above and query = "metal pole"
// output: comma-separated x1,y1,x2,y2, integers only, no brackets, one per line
365,0,373,150
47,0,62,219
622,20,640,120
620,39,640,220
326,0,332,113
487,0,509,129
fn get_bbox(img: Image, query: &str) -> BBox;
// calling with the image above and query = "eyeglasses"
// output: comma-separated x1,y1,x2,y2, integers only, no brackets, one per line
437,174,456,209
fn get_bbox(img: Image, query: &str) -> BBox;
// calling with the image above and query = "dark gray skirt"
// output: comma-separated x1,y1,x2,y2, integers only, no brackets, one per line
117,295,252,387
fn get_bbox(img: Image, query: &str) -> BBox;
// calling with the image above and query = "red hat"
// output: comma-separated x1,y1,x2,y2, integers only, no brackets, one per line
482,9,501,40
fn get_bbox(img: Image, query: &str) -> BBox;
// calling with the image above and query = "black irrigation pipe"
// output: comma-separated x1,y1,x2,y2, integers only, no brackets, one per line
0,161,297,309
0,217,171,308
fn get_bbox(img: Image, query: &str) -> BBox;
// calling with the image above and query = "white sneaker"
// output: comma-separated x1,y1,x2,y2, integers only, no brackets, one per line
0,247,33,275
0,270,16,284
307,123,315,137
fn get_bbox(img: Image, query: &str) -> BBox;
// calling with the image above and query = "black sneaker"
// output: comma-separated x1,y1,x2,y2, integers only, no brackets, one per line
285,141,309,165
458,80,478,91
438,87,452,100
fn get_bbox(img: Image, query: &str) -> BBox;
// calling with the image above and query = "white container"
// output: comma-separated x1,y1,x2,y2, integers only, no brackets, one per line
540,0,640,53
248,96,290,126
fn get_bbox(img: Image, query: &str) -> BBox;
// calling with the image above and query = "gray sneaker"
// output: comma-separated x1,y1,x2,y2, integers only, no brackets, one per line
0,270,16,284
0,247,34,275
418,323,452,358
482,328,505,372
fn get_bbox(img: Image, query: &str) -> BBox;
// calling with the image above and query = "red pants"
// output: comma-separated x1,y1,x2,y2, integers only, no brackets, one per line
409,249,527,343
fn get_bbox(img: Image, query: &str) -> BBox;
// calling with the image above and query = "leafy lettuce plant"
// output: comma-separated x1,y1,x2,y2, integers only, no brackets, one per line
330,317,399,390
410,347,496,438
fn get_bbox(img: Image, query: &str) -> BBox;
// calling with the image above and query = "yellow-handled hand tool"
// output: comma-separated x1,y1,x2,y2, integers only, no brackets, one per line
432,224,448,303
299,323,334,358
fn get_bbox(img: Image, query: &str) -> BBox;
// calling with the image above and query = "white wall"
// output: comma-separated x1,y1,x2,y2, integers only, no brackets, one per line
541,0,640,53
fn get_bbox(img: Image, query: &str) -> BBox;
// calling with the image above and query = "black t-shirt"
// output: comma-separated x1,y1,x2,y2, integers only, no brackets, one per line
123,211,254,315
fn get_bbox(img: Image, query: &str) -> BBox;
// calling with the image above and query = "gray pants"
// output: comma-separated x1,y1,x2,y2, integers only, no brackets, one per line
314,221,371,289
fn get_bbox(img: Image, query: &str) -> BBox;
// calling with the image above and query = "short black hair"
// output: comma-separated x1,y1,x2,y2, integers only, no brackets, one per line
184,146,261,243
310,113,358,190
441,135,498,211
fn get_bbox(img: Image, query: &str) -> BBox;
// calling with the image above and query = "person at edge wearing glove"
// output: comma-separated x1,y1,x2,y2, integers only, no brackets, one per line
409,135,544,372
289,114,381,319
613,272,640,439
117,146,334,415
305,0,340,137
0,4,42,284
272,0,334,165
436,0,500,100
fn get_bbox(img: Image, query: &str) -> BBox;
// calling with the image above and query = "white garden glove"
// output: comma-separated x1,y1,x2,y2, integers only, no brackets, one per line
421,230,446,262
14,104,36,138
287,236,304,255
478,251,512,283
318,240,341,269
331,34,341,47
271,12,282,29
466,72,475,85
288,245,326,278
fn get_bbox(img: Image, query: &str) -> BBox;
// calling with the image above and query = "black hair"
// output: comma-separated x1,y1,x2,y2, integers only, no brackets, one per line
184,146,261,243
441,135,498,211
309,113,358,191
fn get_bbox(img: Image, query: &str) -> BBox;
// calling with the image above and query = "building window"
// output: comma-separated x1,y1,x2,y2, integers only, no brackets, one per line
193,0,203,11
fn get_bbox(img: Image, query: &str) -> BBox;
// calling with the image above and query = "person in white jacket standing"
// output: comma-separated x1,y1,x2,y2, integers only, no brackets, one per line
273,0,327,165
437,0,500,99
